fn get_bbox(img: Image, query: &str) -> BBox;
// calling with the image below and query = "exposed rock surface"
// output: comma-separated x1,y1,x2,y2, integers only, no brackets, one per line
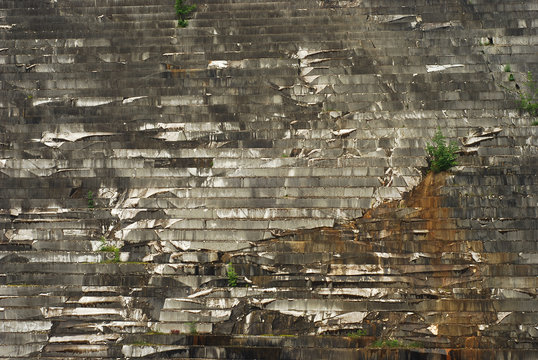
0,0,537,358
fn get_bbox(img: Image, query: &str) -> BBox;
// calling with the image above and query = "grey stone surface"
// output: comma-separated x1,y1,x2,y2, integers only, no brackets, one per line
0,0,537,358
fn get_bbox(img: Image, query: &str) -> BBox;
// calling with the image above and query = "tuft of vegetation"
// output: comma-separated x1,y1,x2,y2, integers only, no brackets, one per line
99,236,121,263
347,329,367,338
87,191,94,208
532,120,538,126
426,129,459,173
175,0,196,27
371,339,401,348
188,322,197,334
479,37,493,46
227,262,238,287
503,64,511,73
518,71,538,116
371,339,423,348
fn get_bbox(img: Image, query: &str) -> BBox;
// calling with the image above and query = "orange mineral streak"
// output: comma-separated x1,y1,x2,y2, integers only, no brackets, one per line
402,172,460,242
358,172,481,254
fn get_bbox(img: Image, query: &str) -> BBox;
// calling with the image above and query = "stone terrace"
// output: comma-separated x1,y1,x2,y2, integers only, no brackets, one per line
0,0,537,358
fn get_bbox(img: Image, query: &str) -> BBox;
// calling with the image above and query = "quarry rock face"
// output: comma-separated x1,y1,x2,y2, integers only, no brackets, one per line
0,0,537,358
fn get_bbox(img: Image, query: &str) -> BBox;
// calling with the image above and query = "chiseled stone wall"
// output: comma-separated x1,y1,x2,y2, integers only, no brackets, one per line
0,0,537,358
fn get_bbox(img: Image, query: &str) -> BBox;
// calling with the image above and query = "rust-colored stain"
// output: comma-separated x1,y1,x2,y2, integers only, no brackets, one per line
359,172,463,244
249,171,503,351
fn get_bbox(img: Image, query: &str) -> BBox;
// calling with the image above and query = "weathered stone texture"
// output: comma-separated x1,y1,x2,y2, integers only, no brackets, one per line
0,0,537,358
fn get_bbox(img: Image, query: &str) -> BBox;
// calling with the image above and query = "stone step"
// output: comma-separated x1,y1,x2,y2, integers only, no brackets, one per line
1,53,507,75
1,117,520,135
4,19,534,40
159,295,538,312
3,73,514,95
7,24,532,49
0,74,511,95
6,5,174,17
2,90,512,112
3,258,537,276
0,52,535,77
2,44,534,70
0,97,524,117
2,49,535,75
1,347,536,360
0,284,183,297
4,267,537,291
2,118,530,137
0,8,478,26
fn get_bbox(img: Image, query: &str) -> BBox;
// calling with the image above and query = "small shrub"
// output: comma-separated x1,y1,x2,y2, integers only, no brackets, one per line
227,262,238,287
519,71,538,116
426,129,459,173
188,322,197,334
175,0,196,27
503,64,511,72
99,236,120,263
87,191,94,208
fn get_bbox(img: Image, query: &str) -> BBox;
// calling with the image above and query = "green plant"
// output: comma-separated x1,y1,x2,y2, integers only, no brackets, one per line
371,339,423,348
99,236,120,263
371,339,401,348
175,0,196,27
519,71,538,116
87,191,94,208
504,64,511,72
508,73,515,81
426,128,459,173
347,329,367,338
227,262,238,287
479,37,493,46
532,120,538,126
188,322,197,334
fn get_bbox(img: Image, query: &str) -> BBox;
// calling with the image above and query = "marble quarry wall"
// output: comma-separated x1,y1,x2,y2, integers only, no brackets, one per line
0,0,537,358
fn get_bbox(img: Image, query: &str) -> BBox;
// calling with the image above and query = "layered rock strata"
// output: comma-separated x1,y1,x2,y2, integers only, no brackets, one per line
0,0,537,358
